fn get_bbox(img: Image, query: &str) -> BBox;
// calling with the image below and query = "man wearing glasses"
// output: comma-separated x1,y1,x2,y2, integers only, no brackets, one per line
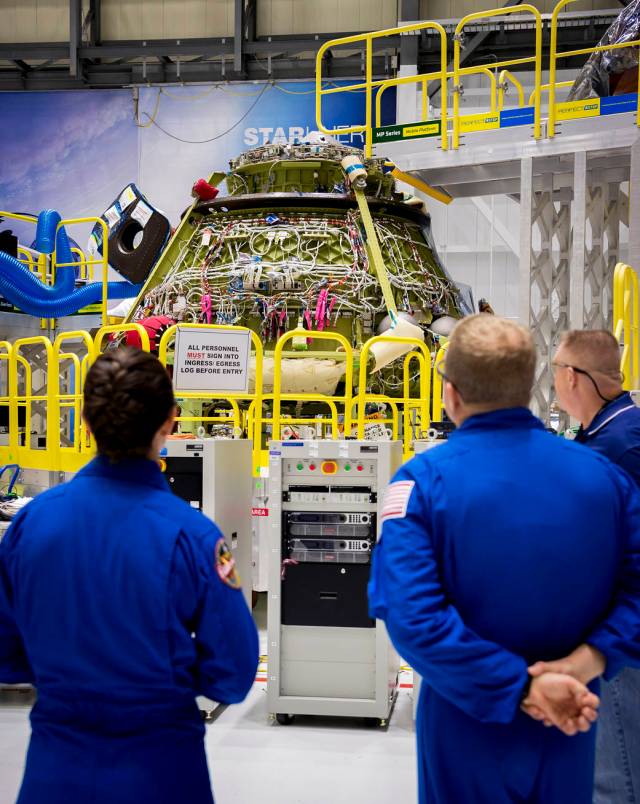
369,315,640,804
534,330,640,804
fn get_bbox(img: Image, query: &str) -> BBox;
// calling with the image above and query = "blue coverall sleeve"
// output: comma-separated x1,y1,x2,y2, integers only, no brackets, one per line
171,526,259,704
586,469,640,680
368,462,528,724
0,514,34,684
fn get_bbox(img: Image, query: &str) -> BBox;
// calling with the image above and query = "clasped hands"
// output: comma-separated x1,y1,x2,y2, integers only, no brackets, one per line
520,644,606,737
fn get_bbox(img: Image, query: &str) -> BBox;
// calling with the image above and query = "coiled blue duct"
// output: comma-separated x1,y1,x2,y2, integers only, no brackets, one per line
0,251,140,318
34,210,76,296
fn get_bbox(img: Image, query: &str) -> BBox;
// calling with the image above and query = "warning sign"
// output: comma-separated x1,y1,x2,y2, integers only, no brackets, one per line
173,326,251,393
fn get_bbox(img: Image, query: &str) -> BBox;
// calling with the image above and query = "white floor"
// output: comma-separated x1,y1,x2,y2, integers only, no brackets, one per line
0,596,418,804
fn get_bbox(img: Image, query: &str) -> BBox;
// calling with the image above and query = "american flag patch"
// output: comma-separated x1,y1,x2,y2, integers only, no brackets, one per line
381,480,415,522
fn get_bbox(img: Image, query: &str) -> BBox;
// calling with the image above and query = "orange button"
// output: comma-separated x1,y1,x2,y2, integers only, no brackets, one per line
321,460,338,475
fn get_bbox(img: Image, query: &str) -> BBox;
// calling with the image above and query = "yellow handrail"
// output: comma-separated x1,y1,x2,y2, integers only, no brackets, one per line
613,263,639,390
16,247,35,274
498,70,525,111
374,64,499,129
272,329,353,440
316,20,449,155
57,352,82,450
54,331,95,453
70,246,93,281
356,335,431,448
432,340,450,422
348,395,401,440
93,323,151,355
58,217,109,324
9,337,59,467
528,81,573,106
453,6,542,149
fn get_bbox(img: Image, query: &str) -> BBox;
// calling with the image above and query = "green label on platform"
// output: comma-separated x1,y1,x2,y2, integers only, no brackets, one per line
372,119,442,143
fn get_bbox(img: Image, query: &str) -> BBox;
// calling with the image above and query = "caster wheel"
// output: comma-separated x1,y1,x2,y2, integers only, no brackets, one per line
275,713,294,725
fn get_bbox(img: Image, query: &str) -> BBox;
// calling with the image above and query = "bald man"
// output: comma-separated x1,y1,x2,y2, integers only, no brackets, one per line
369,315,640,804
539,330,640,804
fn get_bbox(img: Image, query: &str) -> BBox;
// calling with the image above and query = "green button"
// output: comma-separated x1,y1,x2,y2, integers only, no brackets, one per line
344,464,351,471
297,463,304,470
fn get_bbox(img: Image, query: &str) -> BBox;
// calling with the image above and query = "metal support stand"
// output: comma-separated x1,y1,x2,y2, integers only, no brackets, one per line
379,116,639,423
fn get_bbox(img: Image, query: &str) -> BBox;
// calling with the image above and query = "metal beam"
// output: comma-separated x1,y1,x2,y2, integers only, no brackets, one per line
246,0,256,43
569,150,587,329
234,0,245,74
69,0,82,78
0,54,391,90
400,0,419,68
0,13,616,91
629,139,640,268
89,0,101,45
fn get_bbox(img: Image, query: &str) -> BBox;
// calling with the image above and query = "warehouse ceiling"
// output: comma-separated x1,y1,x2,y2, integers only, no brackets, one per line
0,0,623,91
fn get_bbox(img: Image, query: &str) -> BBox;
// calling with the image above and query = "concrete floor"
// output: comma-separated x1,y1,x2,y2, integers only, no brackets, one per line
0,595,418,804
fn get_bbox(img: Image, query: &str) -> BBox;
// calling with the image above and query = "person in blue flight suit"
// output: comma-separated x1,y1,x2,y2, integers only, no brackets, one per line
369,314,640,804
531,329,640,804
0,347,259,804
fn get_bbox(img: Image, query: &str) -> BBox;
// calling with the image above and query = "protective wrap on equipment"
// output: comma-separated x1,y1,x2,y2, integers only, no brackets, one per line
569,0,640,99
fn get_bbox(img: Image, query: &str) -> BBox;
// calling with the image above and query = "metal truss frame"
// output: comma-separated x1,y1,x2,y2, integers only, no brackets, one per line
382,116,640,423
0,4,620,91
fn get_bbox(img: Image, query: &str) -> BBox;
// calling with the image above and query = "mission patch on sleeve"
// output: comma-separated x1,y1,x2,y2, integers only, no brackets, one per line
215,537,242,590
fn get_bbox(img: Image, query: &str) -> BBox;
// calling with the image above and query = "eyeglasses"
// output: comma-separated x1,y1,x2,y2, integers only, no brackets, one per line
435,362,449,382
552,361,623,403
436,362,463,398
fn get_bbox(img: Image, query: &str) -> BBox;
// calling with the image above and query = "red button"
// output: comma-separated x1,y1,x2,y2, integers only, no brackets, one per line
309,464,316,470
357,465,363,471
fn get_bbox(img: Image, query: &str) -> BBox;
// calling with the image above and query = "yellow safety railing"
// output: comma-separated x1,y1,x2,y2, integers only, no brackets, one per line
528,81,574,106
0,212,110,325
432,340,450,422
348,395,401,441
8,337,59,471
54,331,95,454
374,64,499,129
94,323,151,354
0,342,11,450
16,246,36,275
453,6,542,149
57,217,110,323
316,20,449,155
158,323,264,473
549,0,640,138
272,329,354,440
498,70,525,111
613,263,639,390
356,335,431,456
320,0,640,152
70,246,94,281
252,394,340,440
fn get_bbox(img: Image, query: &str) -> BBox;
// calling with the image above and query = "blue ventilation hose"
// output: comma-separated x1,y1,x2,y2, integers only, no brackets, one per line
26,210,76,298
0,250,140,318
